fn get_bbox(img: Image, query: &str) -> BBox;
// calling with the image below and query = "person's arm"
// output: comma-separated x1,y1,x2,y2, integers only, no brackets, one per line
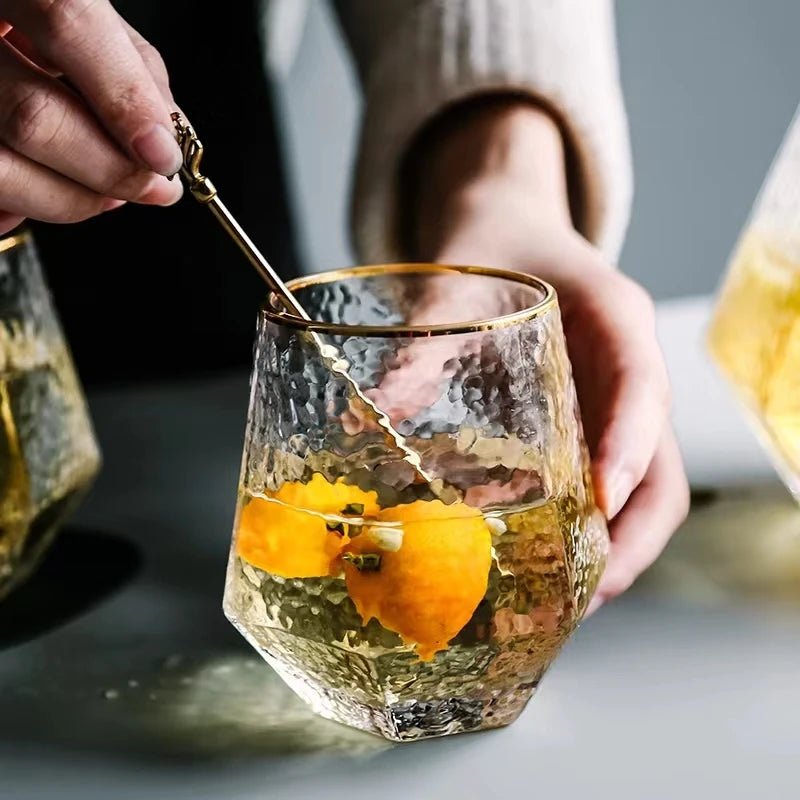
334,0,689,611
404,96,572,261
332,0,632,263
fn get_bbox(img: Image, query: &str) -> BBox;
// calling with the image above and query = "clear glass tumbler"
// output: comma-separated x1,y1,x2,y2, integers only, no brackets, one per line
224,264,608,741
0,230,100,600
708,104,800,499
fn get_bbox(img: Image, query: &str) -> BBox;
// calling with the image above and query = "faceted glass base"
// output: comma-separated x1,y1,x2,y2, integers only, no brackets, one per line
264,652,530,741
223,496,606,742
224,604,537,742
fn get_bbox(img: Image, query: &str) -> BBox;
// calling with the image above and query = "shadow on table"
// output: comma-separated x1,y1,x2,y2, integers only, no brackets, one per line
114,653,391,759
0,380,422,778
639,484,800,606
0,529,389,764
0,527,142,650
0,649,391,765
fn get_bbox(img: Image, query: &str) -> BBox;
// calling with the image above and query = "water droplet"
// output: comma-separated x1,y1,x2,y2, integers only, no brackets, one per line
127,679,139,689
102,689,119,700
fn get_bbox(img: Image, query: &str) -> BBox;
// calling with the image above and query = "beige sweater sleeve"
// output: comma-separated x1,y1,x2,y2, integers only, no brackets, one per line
333,0,633,264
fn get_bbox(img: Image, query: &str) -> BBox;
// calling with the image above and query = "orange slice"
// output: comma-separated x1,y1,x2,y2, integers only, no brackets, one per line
236,474,379,578
343,499,492,660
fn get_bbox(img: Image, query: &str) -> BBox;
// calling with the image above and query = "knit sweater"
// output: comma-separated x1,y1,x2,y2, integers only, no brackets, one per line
265,0,632,264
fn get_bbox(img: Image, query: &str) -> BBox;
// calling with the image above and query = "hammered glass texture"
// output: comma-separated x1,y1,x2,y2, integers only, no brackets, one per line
224,269,608,741
0,233,100,600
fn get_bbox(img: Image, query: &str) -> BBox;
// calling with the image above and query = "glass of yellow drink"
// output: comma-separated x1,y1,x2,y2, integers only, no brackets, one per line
0,230,100,600
708,108,800,499
224,264,607,741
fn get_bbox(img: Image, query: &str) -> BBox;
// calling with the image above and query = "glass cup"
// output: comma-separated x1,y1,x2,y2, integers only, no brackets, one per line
708,104,800,500
224,264,608,741
0,230,101,600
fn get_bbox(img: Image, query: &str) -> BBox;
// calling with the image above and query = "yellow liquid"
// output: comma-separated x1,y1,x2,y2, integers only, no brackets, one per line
0,359,99,598
224,490,607,740
708,229,800,490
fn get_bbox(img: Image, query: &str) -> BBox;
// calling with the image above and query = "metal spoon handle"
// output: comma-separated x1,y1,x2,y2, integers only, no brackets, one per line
170,113,433,485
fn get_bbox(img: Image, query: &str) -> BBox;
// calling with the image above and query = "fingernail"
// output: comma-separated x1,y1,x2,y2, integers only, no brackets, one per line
137,175,184,207
603,470,631,519
101,198,126,212
585,594,604,617
131,123,183,175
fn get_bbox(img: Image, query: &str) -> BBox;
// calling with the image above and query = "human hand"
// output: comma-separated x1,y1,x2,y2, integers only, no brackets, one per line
0,1,183,235
425,217,689,614
394,99,690,611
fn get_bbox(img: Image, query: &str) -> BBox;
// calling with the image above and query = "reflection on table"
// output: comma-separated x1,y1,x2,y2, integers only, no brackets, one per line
640,484,800,606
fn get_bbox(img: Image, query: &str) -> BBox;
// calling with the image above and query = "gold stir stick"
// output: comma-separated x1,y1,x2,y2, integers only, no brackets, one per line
170,112,434,485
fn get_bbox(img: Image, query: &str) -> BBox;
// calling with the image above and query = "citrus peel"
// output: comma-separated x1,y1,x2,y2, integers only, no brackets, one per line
236,477,492,659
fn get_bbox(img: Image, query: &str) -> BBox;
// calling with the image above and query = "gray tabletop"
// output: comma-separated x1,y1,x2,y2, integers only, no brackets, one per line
2,301,800,799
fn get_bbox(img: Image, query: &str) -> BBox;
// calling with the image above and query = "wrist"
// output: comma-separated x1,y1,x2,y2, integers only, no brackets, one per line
403,97,573,260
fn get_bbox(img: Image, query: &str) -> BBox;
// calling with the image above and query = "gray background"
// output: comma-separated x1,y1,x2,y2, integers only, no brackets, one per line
274,0,800,299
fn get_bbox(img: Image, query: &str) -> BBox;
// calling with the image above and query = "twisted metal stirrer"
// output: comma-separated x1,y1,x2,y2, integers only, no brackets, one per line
170,113,433,485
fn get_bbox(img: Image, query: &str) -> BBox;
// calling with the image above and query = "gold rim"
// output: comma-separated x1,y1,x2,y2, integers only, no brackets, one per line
261,263,556,337
0,229,31,256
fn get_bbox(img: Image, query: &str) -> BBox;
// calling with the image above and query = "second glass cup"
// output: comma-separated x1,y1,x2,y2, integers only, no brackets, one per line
224,264,608,741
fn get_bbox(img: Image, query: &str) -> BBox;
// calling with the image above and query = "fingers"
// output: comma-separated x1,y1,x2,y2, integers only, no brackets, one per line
373,337,472,423
0,144,125,223
369,269,508,423
0,211,26,235
339,338,463,435
0,39,181,211
2,0,182,175
588,281,672,519
121,18,172,104
4,26,60,75
587,430,689,615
